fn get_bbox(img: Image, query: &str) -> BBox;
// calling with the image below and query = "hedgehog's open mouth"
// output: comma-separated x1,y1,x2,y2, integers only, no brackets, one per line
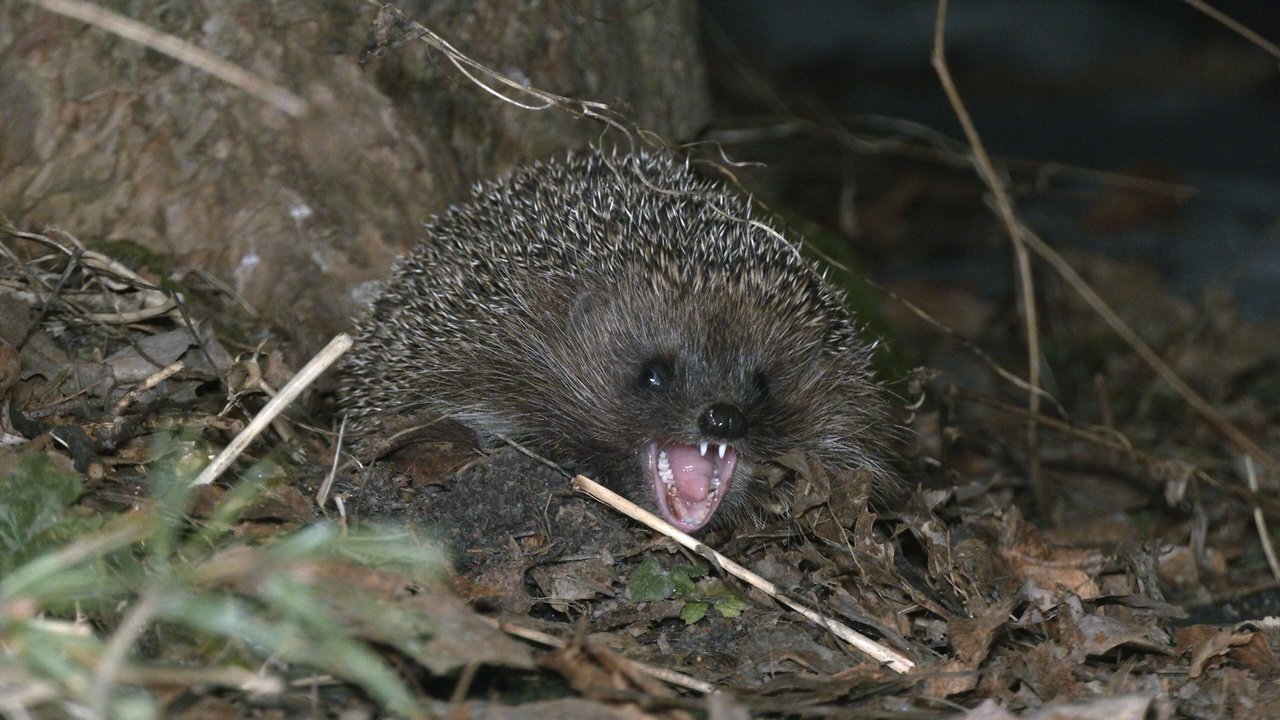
645,441,737,532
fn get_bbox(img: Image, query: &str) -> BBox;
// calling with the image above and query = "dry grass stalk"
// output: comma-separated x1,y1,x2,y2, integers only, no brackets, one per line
572,475,916,674
191,333,353,487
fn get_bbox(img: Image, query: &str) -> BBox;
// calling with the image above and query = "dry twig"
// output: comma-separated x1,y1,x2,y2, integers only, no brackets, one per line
930,0,1280,497
21,0,308,117
1182,0,1280,61
484,617,716,694
192,334,352,487
112,361,184,416
1245,456,1280,581
361,2,628,137
949,387,1280,516
572,475,916,674
931,0,1045,511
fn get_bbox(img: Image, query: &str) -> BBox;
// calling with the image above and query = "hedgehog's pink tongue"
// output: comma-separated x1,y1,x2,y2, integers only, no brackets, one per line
648,442,736,532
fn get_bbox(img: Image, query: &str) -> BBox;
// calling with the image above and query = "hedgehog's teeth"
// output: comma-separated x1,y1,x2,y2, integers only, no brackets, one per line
649,442,737,532
658,449,674,487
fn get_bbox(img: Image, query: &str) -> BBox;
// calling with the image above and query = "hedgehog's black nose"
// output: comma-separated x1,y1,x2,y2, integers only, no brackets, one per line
699,402,747,440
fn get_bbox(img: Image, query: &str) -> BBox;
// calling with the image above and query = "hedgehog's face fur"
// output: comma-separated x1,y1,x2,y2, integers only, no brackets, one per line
525,265,880,533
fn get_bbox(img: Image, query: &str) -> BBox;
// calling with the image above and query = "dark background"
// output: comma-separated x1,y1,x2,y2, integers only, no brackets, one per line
699,0,1280,320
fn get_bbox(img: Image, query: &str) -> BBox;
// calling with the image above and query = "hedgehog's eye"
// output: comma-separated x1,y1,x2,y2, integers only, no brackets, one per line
637,358,672,391
753,370,770,398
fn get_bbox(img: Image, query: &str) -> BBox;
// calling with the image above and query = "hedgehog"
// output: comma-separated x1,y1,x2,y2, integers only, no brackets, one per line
339,147,894,533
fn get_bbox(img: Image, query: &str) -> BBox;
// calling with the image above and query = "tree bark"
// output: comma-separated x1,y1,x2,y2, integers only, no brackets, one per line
0,0,709,349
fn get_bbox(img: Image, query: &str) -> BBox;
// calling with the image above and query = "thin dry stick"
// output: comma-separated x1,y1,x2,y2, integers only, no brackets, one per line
931,0,1045,511
1182,0,1280,61
1014,221,1280,481
192,334,353,486
930,0,1280,487
704,119,1198,202
363,1,625,135
950,386,1280,515
22,0,308,117
483,617,715,694
112,361,183,415
447,662,480,707
864,277,1066,416
5,228,179,324
77,251,179,322
572,475,916,674
315,414,347,510
1245,457,1280,581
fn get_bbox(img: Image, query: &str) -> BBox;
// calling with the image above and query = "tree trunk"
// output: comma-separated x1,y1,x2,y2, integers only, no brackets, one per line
0,0,709,349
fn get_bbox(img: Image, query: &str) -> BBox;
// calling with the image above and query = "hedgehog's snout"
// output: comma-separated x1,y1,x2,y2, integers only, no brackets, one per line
698,402,747,440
